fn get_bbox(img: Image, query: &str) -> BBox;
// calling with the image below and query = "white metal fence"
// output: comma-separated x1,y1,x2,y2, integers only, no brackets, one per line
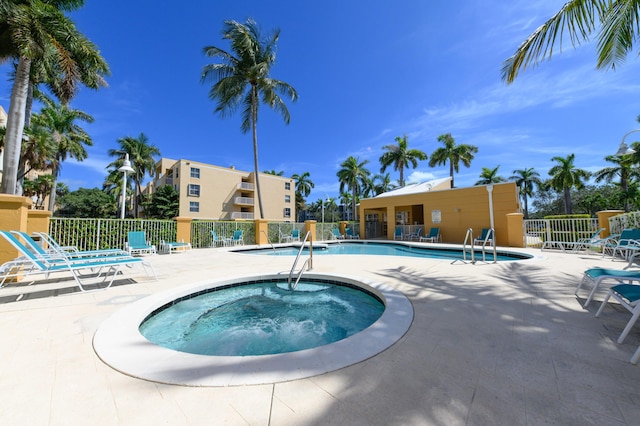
523,218,600,248
48,218,361,251
609,212,640,235
49,218,176,251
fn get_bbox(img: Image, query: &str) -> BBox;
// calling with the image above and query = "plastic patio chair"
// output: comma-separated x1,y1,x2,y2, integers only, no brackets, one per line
394,227,403,240
229,230,244,246
474,228,493,246
420,227,441,243
0,230,156,291
126,231,157,255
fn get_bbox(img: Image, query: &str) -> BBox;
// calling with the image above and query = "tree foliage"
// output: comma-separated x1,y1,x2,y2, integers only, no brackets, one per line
56,187,116,218
147,185,179,219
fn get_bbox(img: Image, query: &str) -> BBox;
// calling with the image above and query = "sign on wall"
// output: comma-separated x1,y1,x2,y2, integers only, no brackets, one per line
432,210,441,224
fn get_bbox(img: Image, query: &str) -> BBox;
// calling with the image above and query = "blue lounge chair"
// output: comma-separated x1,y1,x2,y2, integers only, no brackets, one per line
406,227,423,241
229,230,244,246
332,228,345,240
394,227,403,240
0,230,156,291
160,240,191,254
573,227,607,253
420,227,442,243
34,232,130,259
474,228,493,246
575,267,640,307
291,229,301,242
126,231,157,255
596,283,640,344
210,230,228,247
602,229,640,260
345,228,359,239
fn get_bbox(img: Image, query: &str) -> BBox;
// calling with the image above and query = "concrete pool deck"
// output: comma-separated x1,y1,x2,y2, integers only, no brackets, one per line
1,244,640,425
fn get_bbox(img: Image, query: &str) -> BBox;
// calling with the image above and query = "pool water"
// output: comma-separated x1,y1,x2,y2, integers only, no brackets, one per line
243,242,530,261
139,280,385,356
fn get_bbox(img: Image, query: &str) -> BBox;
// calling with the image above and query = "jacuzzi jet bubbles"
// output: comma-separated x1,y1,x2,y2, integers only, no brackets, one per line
139,280,383,356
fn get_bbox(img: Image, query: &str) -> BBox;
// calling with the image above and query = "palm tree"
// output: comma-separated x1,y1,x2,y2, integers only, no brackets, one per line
292,171,314,220
429,133,478,188
292,172,314,199
108,133,160,218
501,1,638,83
201,19,298,219
263,169,284,176
30,100,94,211
373,173,396,195
102,167,134,217
0,0,109,194
510,167,542,219
379,134,427,187
594,154,638,211
337,156,370,221
548,154,591,214
475,166,507,185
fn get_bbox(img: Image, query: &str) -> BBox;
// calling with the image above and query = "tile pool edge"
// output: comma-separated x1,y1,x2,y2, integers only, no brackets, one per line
93,272,414,387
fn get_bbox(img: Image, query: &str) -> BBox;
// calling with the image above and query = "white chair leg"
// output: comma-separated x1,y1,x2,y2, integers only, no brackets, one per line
631,345,640,364
617,309,640,344
595,291,613,317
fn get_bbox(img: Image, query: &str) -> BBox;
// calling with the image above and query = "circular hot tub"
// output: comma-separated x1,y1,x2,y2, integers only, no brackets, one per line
93,273,413,386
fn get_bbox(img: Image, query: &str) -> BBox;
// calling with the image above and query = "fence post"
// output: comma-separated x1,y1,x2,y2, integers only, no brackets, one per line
175,217,193,243
506,213,524,247
255,219,269,245
27,209,51,236
0,195,32,276
597,210,624,238
305,220,317,242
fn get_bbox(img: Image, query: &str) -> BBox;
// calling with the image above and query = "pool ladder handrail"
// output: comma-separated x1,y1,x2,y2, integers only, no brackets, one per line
457,228,475,264
288,231,314,290
475,228,497,264
260,230,276,252
457,228,497,264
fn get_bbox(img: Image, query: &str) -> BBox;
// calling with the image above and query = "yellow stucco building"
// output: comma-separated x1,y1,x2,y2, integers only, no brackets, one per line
359,178,522,246
148,158,296,221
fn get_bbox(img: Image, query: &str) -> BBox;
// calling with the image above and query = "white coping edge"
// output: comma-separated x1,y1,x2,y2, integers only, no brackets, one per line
93,272,414,387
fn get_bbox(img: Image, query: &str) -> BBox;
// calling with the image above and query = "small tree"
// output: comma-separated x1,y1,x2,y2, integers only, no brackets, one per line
56,188,117,218
148,185,179,219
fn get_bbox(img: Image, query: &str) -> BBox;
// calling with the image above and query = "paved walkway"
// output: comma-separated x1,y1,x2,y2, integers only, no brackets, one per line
1,245,640,425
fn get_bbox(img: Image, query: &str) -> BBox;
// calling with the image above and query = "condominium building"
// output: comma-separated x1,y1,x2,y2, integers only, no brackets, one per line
150,158,296,221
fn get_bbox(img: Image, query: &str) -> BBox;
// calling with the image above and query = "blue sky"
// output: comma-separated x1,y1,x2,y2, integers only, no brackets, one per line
3,0,640,204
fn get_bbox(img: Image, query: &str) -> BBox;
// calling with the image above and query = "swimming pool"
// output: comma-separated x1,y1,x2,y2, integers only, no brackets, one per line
139,279,385,356
239,241,532,261
93,273,413,386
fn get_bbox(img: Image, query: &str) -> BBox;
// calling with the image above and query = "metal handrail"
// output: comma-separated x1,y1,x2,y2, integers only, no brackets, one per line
475,228,497,263
459,228,475,264
288,231,313,290
260,230,276,252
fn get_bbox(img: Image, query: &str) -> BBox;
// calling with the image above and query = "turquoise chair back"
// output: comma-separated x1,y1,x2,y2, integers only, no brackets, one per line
428,228,439,238
128,231,149,248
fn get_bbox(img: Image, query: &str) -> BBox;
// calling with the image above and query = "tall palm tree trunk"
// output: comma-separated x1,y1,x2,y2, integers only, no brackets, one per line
449,161,455,188
564,187,572,214
251,86,264,219
352,187,357,222
1,58,31,195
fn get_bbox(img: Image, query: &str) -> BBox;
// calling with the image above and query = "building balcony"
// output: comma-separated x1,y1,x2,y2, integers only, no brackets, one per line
234,196,254,206
231,212,254,220
237,182,254,191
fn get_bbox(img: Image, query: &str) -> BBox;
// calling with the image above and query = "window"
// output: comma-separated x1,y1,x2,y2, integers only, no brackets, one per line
285,195,291,203
284,208,291,217
190,167,200,178
285,182,291,190
189,201,199,212
188,184,200,197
